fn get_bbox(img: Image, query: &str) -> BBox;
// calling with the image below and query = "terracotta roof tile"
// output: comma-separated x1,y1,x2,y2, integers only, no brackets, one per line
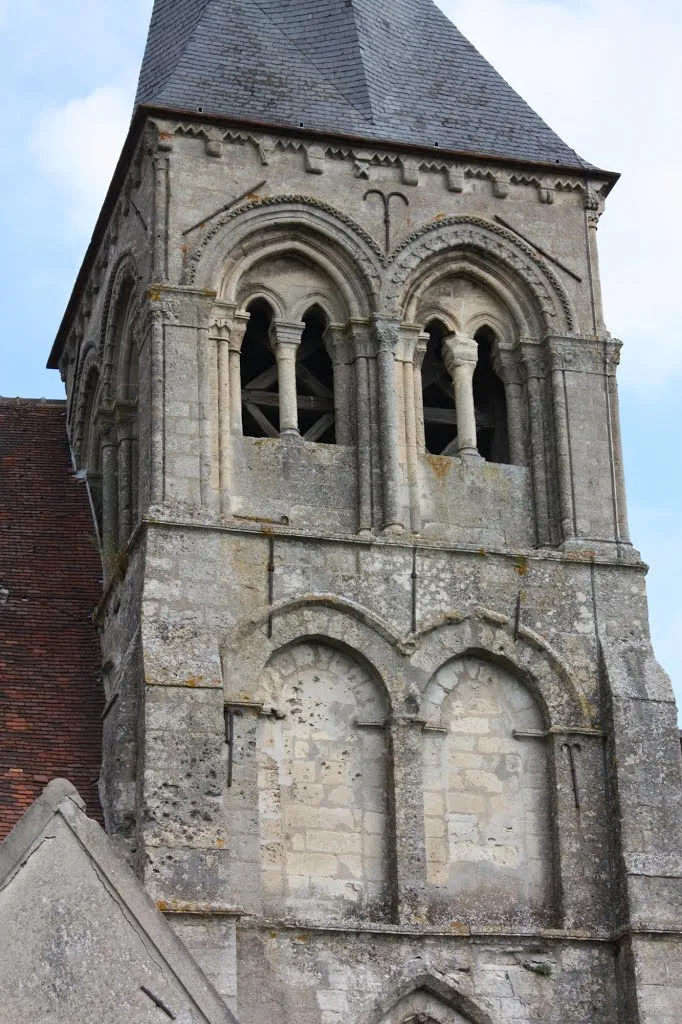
0,398,103,838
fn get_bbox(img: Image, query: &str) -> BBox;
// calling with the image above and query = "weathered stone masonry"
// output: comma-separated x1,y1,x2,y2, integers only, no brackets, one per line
42,2,682,1021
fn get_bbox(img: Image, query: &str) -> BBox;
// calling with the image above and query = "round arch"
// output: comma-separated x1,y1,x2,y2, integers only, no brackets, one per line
385,216,575,334
183,196,383,318
72,346,101,467
100,251,141,403
221,596,413,715
405,255,531,340
411,609,593,730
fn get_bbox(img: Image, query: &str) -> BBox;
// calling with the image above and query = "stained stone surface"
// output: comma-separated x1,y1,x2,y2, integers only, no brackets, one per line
29,2,682,1022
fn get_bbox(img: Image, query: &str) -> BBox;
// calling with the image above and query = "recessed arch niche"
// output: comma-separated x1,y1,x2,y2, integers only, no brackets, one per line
422,655,553,926
255,640,391,922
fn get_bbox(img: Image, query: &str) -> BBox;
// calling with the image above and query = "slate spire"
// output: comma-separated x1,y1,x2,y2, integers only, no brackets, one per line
136,0,587,168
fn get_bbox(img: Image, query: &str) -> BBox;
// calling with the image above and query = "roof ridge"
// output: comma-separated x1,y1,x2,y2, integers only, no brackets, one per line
247,0,375,126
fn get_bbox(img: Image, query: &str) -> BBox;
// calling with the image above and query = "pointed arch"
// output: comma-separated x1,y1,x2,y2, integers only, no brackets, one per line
370,970,493,1024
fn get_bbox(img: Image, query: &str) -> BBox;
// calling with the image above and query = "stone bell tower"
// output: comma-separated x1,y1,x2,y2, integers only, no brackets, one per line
49,1,682,1022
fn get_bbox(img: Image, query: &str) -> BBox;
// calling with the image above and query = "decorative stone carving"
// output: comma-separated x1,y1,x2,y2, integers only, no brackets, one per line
384,216,575,331
304,144,326,174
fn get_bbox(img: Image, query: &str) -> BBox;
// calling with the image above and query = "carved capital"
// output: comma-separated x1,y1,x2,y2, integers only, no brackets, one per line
442,333,478,373
604,340,622,375
324,324,354,365
519,342,548,380
348,319,374,359
94,405,117,445
414,333,429,371
492,343,522,386
584,188,605,228
372,315,401,355
548,336,621,375
271,319,305,352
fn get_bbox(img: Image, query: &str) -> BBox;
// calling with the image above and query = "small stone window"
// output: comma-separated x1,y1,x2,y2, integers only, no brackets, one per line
421,319,458,456
473,327,509,464
241,299,280,438
296,305,336,444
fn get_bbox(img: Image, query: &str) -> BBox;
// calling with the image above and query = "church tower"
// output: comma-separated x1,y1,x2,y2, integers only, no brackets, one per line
48,2,682,1021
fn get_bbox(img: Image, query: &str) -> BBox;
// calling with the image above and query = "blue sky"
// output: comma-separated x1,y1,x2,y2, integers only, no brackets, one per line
1,0,680,714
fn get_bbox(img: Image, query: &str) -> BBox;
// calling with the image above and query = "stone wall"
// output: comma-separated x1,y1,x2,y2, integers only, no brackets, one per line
50,112,682,1023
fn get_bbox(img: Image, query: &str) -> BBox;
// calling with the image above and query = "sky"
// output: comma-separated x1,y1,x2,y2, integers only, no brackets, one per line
0,0,680,714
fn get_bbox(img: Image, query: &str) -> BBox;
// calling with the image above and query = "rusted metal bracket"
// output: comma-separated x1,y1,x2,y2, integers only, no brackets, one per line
267,535,275,639
140,986,176,1020
562,742,582,809
183,179,267,235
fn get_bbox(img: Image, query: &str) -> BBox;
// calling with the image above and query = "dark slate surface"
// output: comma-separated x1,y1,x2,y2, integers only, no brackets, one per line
136,0,590,168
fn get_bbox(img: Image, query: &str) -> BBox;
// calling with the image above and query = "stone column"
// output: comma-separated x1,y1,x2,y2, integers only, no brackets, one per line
229,313,250,436
152,142,172,284
324,325,355,446
494,346,526,467
604,341,631,545
442,333,480,459
351,320,374,535
271,320,305,438
400,326,423,535
198,316,220,514
372,315,404,533
389,717,427,924
548,340,577,544
148,300,165,508
585,191,606,334
116,407,136,543
98,412,119,561
413,333,428,454
522,347,552,546
208,307,236,516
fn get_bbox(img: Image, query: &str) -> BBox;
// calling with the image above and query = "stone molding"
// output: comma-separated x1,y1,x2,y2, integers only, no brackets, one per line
384,216,575,331
221,596,592,731
184,198,575,347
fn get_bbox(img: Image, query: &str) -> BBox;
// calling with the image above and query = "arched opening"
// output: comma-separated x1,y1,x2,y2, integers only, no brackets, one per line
473,327,509,464
240,299,279,438
422,655,552,926
296,305,335,444
422,319,458,456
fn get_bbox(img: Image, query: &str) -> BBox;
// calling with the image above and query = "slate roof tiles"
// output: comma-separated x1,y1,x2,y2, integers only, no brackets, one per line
136,0,590,168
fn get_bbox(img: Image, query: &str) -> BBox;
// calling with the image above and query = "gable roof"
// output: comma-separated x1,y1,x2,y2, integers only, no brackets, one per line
135,0,590,169
0,399,103,838
0,780,239,1023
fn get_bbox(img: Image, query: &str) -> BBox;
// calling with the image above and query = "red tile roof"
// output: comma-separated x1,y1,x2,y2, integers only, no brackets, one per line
0,398,103,838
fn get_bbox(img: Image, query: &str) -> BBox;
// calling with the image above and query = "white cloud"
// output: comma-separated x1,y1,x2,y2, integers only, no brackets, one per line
439,0,682,391
32,82,134,237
